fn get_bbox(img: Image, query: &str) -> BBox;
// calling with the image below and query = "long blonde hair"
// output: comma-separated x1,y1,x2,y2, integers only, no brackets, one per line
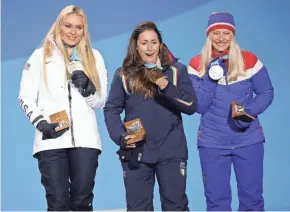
199,32,245,82
42,5,100,91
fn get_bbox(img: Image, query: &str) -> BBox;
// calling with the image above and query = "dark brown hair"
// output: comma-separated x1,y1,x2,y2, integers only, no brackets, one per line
121,21,172,98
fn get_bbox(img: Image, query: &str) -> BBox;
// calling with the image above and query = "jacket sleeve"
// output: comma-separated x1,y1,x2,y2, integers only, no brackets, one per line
103,69,127,146
84,49,108,110
18,49,45,127
160,63,197,115
246,59,274,117
234,54,274,129
187,56,218,114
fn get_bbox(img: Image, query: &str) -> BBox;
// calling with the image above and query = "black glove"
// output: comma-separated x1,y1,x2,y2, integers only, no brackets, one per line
82,80,96,97
37,120,68,140
72,70,89,88
71,71,96,97
120,134,128,149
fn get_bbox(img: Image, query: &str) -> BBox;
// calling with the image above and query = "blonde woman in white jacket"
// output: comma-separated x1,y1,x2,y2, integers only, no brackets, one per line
18,5,107,211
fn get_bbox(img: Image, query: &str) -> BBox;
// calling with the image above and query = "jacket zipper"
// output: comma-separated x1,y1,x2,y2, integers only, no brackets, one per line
68,83,75,147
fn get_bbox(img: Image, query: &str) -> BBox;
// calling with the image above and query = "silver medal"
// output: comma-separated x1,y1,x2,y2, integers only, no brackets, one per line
209,65,224,80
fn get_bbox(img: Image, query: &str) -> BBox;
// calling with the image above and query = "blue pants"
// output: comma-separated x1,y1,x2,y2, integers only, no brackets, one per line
36,148,100,211
121,158,189,211
199,142,264,211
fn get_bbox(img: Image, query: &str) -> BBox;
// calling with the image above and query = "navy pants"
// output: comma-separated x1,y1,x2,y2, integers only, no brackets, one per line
35,148,100,211
199,142,264,211
121,158,189,211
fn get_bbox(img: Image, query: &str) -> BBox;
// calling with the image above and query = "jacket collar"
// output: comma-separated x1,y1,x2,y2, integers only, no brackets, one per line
163,44,178,68
212,48,229,58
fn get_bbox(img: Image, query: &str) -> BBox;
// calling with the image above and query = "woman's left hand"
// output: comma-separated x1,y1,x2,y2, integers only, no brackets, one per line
155,77,169,90
72,71,89,88
71,71,96,97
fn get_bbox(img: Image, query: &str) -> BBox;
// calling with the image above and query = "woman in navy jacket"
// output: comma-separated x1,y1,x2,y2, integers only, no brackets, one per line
104,21,197,211
188,12,274,211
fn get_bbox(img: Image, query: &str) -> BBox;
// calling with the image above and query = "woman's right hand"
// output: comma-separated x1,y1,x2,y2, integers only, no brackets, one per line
37,120,68,140
120,134,137,149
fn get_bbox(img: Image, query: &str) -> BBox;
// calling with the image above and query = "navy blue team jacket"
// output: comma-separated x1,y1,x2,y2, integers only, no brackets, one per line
104,57,197,164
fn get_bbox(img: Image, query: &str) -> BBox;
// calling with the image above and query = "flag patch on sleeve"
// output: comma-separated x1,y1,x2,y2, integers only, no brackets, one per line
24,63,31,71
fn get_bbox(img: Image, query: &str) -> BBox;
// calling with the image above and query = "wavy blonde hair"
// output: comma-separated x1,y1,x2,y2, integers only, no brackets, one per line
199,32,245,82
42,5,100,91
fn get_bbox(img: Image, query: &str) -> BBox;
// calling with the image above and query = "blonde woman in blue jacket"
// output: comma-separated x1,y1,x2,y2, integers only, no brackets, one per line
18,5,107,211
188,12,274,211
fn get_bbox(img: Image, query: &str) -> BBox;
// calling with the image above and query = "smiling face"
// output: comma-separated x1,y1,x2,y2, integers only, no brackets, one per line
137,29,160,64
60,13,84,47
210,29,233,52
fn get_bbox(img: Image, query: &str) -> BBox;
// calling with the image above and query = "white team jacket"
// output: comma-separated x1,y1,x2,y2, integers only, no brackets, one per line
18,45,107,155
